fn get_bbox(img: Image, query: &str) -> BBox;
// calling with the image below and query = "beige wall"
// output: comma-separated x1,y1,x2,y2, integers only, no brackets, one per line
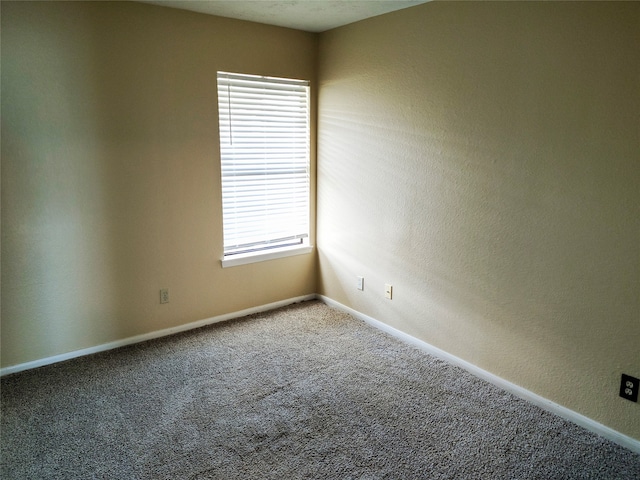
317,2,639,439
1,1,317,367
2,0,639,442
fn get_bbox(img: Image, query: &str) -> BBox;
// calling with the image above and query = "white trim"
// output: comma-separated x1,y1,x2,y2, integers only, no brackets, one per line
317,295,640,455
221,244,313,268
0,294,316,377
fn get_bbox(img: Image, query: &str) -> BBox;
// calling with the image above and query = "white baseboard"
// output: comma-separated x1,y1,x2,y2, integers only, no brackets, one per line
3,293,638,454
0,294,316,377
317,295,640,455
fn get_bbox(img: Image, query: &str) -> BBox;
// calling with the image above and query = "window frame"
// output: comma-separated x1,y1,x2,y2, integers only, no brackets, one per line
216,71,312,268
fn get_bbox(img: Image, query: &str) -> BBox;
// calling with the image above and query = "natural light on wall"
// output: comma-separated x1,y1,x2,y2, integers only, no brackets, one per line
217,72,311,267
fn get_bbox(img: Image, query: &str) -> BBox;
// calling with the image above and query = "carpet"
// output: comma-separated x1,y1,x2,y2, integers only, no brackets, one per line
2,300,639,479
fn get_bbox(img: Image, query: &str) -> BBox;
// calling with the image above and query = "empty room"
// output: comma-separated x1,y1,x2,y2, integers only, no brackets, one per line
1,0,639,477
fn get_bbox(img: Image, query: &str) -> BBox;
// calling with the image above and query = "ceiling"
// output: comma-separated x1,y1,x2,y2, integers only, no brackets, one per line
140,0,431,33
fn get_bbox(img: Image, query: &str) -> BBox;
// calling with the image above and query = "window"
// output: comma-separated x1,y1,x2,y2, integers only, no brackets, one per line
217,72,311,267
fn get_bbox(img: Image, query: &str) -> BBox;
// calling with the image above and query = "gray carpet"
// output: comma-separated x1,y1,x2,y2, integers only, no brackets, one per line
2,300,639,479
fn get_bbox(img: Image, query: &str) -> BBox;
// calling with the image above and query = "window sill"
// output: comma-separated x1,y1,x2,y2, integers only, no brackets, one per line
221,245,314,268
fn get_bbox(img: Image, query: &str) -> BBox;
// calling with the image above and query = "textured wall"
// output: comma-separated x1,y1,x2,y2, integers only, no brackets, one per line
1,1,317,367
317,2,640,439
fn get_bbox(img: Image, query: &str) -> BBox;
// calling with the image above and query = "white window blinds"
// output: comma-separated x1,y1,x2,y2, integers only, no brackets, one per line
217,72,310,257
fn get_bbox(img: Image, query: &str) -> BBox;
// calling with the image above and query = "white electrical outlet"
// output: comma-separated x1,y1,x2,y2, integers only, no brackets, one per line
385,284,393,300
160,288,169,304
357,276,364,291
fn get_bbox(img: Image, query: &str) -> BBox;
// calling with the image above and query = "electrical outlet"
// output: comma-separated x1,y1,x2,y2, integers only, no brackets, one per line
160,288,169,304
357,276,364,291
385,284,393,300
620,374,639,402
